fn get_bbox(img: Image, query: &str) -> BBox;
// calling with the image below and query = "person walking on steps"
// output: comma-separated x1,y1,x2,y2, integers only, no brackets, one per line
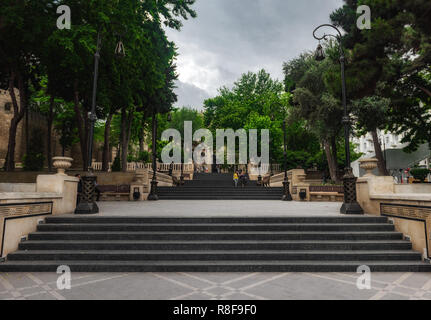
233,171,239,187
239,170,248,188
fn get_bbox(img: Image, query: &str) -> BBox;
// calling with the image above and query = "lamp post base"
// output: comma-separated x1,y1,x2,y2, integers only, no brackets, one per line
75,201,99,214
282,180,292,201
341,167,364,215
74,175,99,214
340,202,364,215
148,180,158,201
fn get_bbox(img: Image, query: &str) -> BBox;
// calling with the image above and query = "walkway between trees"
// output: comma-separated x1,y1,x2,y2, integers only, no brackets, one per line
158,173,283,200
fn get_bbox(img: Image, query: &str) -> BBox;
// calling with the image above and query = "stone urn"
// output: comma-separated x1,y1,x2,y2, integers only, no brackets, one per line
359,158,378,176
52,157,73,175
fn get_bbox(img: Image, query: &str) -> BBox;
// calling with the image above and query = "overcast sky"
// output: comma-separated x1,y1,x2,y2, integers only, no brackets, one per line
165,0,343,110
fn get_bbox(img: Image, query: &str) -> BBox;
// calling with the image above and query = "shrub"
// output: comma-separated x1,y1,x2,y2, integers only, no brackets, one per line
111,156,121,172
409,168,430,182
137,151,151,163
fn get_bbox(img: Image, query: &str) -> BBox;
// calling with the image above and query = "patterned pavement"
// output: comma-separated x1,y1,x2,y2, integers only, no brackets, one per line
1,272,431,300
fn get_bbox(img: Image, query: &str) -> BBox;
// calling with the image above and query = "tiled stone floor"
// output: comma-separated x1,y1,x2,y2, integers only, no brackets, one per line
1,272,430,300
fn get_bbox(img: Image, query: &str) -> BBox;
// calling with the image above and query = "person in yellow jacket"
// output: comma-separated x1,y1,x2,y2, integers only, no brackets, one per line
233,171,239,187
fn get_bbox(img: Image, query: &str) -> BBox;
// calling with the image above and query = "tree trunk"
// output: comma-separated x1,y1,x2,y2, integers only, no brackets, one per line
47,95,54,172
102,112,114,172
120,108,134,172
5,71,27,172
330,136,339,181
5,119,18,172
371,129,389,176
120,108,128,172
73,81,88,170
139,125,145,154
323,139,339,183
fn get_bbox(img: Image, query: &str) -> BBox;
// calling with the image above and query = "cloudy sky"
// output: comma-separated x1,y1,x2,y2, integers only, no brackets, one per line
165,0,343,110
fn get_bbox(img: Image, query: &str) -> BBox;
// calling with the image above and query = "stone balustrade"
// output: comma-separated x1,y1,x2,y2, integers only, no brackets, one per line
91,162,195,173
357,158,431,260
0,156,78,258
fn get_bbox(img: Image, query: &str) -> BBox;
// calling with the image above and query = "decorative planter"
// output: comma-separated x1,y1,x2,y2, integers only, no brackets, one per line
52,157,73,175
359,158,378,176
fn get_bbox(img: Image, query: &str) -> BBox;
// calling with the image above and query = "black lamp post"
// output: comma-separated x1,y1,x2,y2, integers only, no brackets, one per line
282,119,292,201
313,24,363,215
180,155,184,184
148,109,159,201
75,32,125,214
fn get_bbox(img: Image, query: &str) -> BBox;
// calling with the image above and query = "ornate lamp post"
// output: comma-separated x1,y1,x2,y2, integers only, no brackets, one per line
148,109,159,201
282,119,292,201
312,24,363,215
75,32,125,214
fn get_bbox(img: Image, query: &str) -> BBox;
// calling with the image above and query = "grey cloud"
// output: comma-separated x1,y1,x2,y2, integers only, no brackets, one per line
174,81,211,109
167,0,343,108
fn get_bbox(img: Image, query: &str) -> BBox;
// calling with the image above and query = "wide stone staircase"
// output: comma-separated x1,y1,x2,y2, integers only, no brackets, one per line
0,215,430,272
158,173,283,200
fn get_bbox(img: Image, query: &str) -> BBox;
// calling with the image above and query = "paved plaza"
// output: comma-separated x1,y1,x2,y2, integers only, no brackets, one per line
1,271,431,300
1,201,430,300
96,200,342,217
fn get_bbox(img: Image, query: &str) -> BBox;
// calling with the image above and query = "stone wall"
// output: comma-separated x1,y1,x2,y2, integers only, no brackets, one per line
356,159,431,259
0,89,86,169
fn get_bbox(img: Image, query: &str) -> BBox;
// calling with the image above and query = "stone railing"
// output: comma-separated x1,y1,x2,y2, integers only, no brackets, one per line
0,156,78,257
92,162,194,173
309,185,344,194
357,158,431,259
269,170,342,202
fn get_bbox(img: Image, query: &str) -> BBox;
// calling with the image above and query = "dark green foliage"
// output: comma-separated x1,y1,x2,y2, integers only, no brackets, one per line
331,0,431,153
111,156,121,172
409,168,430,183
137,151,151,163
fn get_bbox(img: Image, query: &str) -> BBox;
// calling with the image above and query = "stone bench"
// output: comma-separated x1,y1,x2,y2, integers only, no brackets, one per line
310,192,344,202
97,185,130,201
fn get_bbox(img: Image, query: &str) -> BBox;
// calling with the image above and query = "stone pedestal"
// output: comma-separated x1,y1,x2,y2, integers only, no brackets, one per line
36,157,79,214
130,169,150,201
75,175,99,214
340,168,363,215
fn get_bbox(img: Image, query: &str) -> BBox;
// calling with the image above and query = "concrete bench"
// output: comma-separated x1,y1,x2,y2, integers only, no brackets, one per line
98,185,130,201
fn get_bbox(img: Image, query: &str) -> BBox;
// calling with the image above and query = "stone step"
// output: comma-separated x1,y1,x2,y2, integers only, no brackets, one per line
157,196,283,200
158,188,282,191
18,240,412,251
1,260,430,272
7,250,421,261
28,231,403,241
3,215,429,273
159,186,284,189
37,223,396,232
44,216,389,224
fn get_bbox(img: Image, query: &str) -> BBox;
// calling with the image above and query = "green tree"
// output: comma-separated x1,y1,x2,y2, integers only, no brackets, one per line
283,48,344,182
351,96,390,175
0,1,53,171
331,0,431,158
